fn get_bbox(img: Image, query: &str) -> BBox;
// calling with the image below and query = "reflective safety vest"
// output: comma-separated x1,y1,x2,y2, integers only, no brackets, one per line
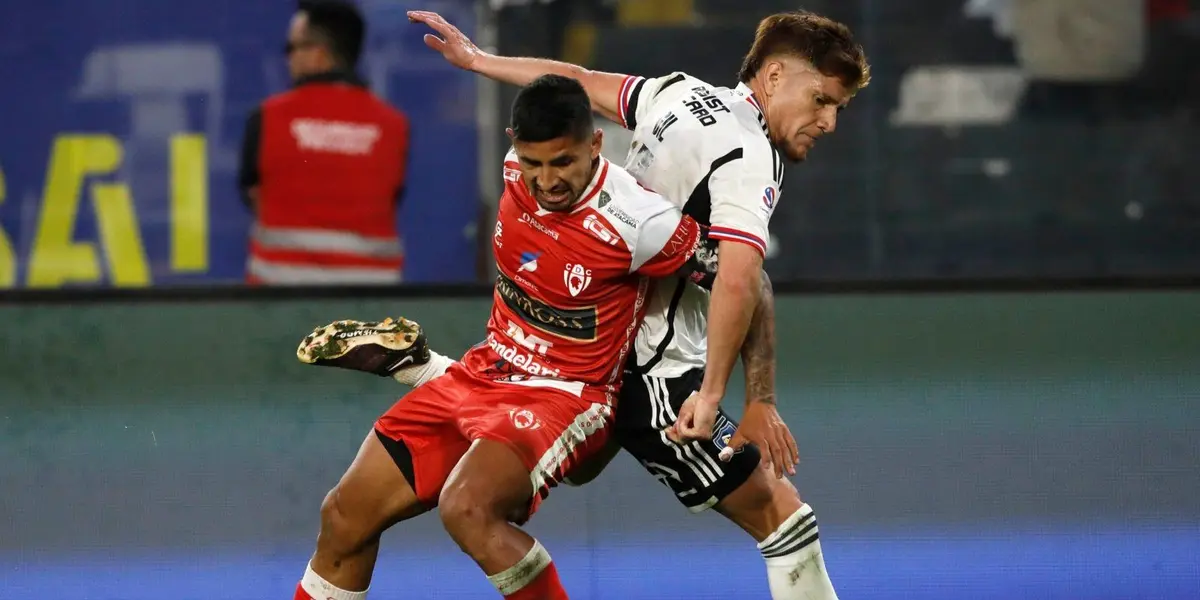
246,72,408,284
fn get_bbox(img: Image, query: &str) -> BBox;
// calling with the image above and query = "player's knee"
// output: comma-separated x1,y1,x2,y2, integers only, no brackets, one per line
437,482,501,542
720,462,804,539
317,485,373,556
737,467,781,511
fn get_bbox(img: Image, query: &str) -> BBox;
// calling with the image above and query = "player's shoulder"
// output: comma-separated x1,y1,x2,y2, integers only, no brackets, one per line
569,161,678,256
502,147,522,182
642,71,711,96
735,125,782,178
706,102,783,189
595,161,676,225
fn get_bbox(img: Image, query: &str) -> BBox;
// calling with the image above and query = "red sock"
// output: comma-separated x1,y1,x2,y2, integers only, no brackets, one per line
293,582,315,600
503,561,568,600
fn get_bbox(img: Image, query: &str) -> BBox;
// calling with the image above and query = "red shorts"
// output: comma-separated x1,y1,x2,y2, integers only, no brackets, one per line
374,363,614,518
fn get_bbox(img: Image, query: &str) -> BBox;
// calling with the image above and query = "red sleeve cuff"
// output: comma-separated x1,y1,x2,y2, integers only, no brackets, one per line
708,226,766,258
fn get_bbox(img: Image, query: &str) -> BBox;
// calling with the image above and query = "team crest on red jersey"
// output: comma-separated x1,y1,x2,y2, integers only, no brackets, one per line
563,263,593,297
509,408,543,430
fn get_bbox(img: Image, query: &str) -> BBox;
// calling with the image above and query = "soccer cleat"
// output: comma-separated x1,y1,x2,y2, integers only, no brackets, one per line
297,317,431,377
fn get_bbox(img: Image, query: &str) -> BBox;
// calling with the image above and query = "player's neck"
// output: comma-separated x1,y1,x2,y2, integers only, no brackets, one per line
746,78,770,125
570,157,602,209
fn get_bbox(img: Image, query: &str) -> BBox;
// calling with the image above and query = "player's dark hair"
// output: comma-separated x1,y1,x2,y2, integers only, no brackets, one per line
510,75,594,143
298,0,366,69
738,11,870,90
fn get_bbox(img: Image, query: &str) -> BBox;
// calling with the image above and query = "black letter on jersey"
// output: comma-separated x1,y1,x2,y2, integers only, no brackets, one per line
686,86,730,127
653,113,679,142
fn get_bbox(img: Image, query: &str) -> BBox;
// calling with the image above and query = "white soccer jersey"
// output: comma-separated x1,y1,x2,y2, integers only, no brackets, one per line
613,72,785,378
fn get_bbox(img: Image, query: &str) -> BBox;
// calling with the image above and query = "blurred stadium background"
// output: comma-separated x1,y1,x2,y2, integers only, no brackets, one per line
1,1,1198,599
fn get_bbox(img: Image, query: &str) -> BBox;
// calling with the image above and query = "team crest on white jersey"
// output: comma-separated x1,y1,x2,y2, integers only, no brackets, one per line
563,263,593,297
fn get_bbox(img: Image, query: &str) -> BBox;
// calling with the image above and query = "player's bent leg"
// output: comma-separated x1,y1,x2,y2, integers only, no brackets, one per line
298,369,473,600
438,439,568,600
617,369,838,600
713,459,802,540
716,456,838,600
296,431,429,600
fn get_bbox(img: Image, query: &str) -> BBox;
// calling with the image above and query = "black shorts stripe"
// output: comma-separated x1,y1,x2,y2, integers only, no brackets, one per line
615,370,761,512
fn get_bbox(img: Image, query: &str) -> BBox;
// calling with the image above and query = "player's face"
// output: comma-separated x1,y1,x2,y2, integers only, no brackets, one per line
763,58,853,162
510,129,603,212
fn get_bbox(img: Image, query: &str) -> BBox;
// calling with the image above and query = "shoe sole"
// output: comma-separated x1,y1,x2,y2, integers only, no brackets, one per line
297,317,422,364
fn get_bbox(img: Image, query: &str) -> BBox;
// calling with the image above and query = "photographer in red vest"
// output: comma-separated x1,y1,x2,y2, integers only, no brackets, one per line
239,0,409,285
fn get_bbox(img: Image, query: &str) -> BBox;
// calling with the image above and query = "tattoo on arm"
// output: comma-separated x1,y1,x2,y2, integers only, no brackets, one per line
741,271,776,405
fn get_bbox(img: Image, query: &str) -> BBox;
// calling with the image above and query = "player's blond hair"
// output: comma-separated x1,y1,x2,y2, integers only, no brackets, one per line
738,11,871,91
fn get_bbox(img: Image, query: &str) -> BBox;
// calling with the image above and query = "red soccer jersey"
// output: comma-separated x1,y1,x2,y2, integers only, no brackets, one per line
460,152,700,389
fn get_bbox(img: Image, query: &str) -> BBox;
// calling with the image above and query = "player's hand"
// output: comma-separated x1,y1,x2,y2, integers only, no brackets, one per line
727,402,799,479
669,391,721,443
407,10,484,71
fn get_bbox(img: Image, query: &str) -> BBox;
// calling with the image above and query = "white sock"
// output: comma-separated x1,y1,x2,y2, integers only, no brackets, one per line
300,561,367,600
757,504,838,600
391,350,455,387
487,539,552,596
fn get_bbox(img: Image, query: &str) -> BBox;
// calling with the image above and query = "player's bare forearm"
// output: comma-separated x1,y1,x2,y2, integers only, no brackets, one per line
699,241,763,400
740,271,776,406
472,54,627,123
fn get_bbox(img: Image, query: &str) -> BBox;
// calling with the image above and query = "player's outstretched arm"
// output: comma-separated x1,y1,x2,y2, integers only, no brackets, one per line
725,272,799,478
705,243,763,395
407,10,628,123
671,242,762,442
742,272,777,407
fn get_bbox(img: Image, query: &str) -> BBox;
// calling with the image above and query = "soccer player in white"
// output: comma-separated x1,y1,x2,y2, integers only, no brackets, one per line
308,9,870,600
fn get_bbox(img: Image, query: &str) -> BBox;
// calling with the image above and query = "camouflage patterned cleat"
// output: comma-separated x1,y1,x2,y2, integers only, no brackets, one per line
297,317,431,377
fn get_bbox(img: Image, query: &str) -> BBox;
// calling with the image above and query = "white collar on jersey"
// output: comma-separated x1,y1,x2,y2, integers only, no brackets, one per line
735,82,770,136
533,156,610,217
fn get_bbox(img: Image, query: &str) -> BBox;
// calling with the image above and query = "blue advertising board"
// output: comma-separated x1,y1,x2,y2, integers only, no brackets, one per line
0,0,480,288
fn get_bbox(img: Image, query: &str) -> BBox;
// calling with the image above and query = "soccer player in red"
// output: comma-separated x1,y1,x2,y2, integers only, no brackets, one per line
292,74,702,600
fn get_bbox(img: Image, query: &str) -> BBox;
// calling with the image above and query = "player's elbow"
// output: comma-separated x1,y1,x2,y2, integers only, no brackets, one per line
716,260,762,298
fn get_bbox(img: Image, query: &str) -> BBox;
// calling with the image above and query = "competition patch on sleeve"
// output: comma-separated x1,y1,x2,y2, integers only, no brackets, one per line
762,186,776,210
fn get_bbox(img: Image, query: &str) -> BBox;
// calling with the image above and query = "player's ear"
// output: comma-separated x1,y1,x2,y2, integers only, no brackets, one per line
590,128,603,160
763,59,784,96
505,127,516,140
